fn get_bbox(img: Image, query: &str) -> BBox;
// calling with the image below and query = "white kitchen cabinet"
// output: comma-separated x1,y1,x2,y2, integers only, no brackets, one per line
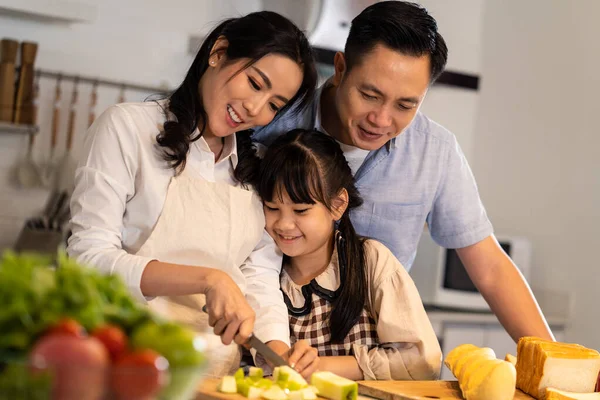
0,0,96,23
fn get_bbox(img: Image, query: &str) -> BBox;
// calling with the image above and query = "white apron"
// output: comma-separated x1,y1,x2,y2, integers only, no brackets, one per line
135,168,265,377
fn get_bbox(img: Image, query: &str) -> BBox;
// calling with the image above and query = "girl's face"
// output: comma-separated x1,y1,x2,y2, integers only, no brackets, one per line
264,190,346,260
200,38,303,138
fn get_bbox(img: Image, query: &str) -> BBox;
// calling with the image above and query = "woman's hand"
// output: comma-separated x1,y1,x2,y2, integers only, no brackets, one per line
288,340,319,379
204,269,255,346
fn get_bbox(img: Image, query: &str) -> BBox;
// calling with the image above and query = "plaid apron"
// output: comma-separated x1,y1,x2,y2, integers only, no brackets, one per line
285,287,379,356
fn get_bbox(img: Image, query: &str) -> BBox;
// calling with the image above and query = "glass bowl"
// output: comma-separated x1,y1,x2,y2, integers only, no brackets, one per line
0,346,210,400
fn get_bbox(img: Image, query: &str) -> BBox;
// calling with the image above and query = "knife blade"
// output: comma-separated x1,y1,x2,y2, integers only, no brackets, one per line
201,305,289,367
246,334,288,367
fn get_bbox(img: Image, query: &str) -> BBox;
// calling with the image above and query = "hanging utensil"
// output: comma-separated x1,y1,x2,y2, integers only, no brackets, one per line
41,75,62,188
88,80,97,128
15,71,42,188
56,77,79,192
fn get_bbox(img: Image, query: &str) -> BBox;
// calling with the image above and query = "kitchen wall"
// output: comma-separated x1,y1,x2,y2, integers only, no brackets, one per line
472,0,600,349
0,0,261,249
416,0,485,164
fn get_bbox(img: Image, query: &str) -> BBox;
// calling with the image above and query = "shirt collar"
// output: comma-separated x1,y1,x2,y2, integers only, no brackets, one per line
196,132,239,168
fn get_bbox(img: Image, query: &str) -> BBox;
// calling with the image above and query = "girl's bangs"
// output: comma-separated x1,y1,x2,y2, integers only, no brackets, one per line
259,145,328,206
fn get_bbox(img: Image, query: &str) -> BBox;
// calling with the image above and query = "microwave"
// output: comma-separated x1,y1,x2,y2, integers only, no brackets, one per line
409,230,532,312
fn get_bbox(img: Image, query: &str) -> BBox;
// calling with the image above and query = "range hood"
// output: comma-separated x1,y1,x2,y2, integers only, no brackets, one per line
261,0,479,90
262,0,376,53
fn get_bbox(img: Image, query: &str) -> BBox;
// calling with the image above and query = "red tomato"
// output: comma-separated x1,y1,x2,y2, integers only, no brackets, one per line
111,349,169,400
46,318,86,338
29,334,109,399
91,324,127,361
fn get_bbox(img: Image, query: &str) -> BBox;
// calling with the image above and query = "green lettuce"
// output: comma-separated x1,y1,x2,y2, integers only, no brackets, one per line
0,251,153,356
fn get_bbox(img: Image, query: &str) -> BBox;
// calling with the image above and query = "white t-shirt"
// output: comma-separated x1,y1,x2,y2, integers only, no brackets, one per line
314,87,370,176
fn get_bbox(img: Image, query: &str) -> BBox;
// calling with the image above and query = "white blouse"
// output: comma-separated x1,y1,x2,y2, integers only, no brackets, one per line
67,101,289,345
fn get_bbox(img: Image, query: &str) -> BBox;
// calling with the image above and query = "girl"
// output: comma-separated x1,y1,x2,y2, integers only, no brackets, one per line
257,129,442,380
67,12,317,377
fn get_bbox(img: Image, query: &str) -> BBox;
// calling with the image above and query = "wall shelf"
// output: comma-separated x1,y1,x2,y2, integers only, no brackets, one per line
0,0,96,24
0,121,38,135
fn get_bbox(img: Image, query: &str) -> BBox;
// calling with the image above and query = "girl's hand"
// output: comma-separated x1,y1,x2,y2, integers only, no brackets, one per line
204,270,255,346
288,340,319,379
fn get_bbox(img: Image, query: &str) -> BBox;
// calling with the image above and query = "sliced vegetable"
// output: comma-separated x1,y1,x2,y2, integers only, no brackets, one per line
311,371,358,400
217,376,238,394
234,367,245,382
249,366,264,381
301,387,318,400
261,385,288,400
274,366,308,390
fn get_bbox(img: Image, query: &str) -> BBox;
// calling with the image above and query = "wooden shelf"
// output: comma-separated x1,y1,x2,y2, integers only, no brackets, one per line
0,0,96,23
0,121,38,135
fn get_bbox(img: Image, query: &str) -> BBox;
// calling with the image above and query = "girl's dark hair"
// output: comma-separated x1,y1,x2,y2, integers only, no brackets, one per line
258,129,367,343
157,11,317,185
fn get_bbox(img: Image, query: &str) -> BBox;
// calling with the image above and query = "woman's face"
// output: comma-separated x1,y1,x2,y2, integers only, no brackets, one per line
200,41,303,138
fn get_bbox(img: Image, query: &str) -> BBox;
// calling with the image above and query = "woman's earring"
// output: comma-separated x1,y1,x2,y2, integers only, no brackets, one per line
209,60,216,66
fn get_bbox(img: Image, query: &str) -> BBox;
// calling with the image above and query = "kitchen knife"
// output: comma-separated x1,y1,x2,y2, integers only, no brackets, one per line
201,305,288,367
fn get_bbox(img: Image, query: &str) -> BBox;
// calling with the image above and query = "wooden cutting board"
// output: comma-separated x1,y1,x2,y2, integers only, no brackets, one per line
196,379,535,400
357,380,535,400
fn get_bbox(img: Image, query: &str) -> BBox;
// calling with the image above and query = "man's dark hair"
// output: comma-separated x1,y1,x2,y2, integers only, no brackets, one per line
344,1,448,83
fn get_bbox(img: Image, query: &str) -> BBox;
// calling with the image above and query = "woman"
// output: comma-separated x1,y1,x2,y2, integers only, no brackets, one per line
67,11,317,377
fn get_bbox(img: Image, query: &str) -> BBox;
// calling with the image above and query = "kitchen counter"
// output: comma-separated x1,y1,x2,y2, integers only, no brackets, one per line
425,286,571,331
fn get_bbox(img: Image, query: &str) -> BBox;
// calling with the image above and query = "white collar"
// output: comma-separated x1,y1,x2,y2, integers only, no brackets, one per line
195,132,239,168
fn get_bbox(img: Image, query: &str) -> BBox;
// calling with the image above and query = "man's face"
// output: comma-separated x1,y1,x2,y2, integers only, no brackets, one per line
331,44,431,150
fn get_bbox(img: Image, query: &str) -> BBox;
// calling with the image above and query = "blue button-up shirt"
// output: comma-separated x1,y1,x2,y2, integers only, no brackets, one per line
253,88,493,270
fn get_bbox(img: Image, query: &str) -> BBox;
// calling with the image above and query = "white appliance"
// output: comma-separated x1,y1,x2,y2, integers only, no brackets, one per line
262,0,377,51
409,231,532,311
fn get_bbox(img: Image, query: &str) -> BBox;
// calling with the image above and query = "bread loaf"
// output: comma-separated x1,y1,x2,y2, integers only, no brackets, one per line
505,353,517,366
546,388,600,399
444,344,516,400
516,337,600,399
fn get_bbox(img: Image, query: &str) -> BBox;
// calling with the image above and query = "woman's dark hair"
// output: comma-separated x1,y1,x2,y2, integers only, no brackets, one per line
156,11,317,184
345,1,448,83
258,129,367,343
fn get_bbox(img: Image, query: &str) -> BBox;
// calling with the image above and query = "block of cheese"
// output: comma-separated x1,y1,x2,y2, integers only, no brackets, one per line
444,344,516,400
516,337,600,399
546,388,600,399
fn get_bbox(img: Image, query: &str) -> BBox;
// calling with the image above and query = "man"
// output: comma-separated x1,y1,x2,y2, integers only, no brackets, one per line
253,1,553,342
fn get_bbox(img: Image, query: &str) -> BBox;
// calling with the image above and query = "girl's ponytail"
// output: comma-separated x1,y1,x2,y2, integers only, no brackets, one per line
330,204,367,342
